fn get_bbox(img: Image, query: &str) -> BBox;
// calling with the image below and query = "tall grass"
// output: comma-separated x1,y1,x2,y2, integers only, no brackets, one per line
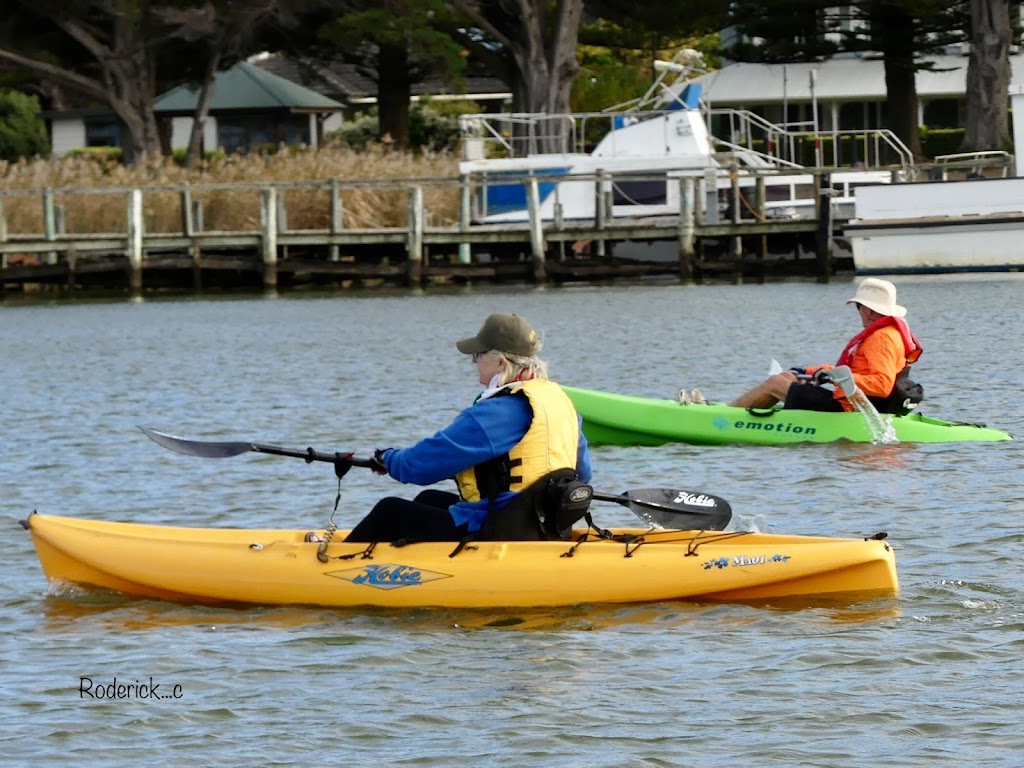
0,143,462,235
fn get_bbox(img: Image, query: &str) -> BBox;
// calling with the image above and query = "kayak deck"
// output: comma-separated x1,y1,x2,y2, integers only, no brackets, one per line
24,513,899,609
563,386,1013,446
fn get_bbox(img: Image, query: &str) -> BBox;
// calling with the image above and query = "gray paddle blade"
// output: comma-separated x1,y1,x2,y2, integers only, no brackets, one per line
830,365,857,398
139,427,254,458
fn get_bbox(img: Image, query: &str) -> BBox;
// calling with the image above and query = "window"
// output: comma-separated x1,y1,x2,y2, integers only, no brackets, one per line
217,114,311,153
839,102,867,131
84,118,121,148
923,99,961,129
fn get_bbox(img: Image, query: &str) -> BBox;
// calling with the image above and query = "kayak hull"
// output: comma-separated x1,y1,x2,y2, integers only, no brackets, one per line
24,513,898,608
563,386,1013,446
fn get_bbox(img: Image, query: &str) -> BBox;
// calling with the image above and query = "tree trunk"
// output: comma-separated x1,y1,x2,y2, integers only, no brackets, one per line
450,0,583,152
874,3,923,159
184,51,222,168
510,0,582,153
377,39,411,150
962,0,1011,152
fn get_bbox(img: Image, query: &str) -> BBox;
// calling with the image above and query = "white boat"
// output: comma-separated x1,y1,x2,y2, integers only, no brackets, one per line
847,85,1024,276
458,52,909,230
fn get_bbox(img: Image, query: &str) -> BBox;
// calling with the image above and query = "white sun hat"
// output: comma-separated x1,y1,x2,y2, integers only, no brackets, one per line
846,278,907,318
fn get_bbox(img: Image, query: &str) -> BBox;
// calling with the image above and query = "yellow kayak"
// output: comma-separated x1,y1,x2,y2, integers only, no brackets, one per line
23,513,899,608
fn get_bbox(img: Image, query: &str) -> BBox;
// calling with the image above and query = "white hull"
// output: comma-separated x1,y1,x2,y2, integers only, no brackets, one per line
848,177,1024,275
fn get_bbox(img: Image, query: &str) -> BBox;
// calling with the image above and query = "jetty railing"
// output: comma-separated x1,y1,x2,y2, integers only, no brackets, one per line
0,167,891,293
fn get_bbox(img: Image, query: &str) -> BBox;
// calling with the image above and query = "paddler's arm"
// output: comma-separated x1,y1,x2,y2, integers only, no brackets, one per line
576,414,593,483
375,396,532,485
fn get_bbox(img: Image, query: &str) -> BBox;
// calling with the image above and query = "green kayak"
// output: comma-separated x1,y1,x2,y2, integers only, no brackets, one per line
562,386,1013,447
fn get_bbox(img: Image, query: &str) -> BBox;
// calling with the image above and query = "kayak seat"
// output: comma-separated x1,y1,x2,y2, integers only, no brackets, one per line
477,468,593,541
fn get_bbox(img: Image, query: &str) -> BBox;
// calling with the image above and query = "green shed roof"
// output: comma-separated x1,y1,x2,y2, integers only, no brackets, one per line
154,61,344,113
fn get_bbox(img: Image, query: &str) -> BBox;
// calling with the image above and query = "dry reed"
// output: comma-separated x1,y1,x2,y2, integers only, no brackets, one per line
0,143,462,235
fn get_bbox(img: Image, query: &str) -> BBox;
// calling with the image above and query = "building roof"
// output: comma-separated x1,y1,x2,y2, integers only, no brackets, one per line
248,52,511,105
251,53,375,102
688,54,1024,104
154,61,344,114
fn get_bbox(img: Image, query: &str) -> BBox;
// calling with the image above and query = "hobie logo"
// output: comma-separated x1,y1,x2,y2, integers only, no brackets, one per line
327,564,453,590
569,486,592,503
674,491,716,508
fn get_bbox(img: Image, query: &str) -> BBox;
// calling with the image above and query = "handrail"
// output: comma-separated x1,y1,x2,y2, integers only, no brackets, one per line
706,107,915,170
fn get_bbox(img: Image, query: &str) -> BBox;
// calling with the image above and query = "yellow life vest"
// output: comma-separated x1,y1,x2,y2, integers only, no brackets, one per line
455,379,580,503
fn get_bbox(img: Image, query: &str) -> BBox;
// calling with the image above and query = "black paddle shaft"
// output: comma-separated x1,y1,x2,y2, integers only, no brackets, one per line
141,428,731,528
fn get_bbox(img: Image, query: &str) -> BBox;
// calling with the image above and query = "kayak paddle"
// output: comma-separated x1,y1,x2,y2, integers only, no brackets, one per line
141,427,732,530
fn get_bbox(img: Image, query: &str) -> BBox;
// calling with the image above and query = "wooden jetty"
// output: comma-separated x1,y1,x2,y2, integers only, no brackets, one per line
0,172,849,295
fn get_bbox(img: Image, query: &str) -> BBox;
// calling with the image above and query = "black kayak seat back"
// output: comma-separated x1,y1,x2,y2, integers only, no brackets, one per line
477,468,593,541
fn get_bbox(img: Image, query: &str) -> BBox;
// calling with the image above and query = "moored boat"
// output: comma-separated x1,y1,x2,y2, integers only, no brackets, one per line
847,85,1024,277
22,513,898,608
563,386,1013,447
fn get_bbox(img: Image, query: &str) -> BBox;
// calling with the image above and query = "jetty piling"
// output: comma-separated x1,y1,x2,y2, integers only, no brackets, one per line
678,176,696,284
815,172,834,283
408,186,424,286
127,189,144,294
260,187,278,290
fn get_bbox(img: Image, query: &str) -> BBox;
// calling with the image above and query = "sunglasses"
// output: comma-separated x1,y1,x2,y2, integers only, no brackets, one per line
471,351,490,363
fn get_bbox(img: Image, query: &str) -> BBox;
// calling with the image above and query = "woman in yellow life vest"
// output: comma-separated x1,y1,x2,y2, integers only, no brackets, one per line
730,278,923,414
345,313,593,543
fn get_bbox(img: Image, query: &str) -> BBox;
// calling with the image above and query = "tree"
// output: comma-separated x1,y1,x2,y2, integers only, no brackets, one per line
0,0,165,164
727,1,970,159
158,1,306,167
581,0,730,65
0,0,310,165
316,0,467,150
573,1,729,114
449,0,584,151
962,0,1012,151
0,88,49,160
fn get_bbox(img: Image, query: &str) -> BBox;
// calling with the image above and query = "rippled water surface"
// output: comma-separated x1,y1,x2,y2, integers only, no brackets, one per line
3,278,1023,767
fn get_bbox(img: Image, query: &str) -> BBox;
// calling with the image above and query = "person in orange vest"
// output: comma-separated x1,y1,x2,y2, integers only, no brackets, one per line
730,278,923,414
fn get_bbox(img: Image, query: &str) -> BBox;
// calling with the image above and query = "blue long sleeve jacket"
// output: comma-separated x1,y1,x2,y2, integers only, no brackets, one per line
378,394,592,532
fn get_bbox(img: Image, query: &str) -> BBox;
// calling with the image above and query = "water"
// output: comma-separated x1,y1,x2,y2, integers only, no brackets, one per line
3,279,1023,767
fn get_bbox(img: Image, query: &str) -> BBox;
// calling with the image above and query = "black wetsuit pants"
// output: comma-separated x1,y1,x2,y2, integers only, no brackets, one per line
344,489,469,543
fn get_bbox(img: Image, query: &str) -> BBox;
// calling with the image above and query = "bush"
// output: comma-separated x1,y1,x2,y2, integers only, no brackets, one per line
326,109,380,150
409,101,463,152
0,89,50,161
920,128,965,158
65,146,123,164
170,147,226,165
326,102,467,153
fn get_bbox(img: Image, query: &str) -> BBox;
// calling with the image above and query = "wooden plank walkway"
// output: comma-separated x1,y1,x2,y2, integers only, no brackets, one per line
0,175,846,294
